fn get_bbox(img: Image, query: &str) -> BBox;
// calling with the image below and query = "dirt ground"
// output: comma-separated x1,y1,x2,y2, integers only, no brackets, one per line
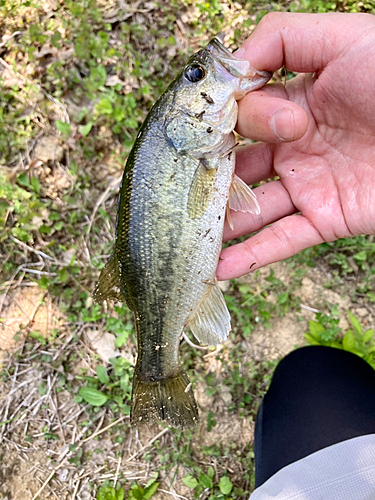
1,261,373,500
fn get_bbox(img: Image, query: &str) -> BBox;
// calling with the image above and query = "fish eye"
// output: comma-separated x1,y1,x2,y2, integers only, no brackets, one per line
184,64,206,83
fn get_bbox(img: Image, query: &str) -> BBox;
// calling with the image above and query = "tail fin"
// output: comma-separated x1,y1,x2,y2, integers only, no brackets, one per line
131,369,199,429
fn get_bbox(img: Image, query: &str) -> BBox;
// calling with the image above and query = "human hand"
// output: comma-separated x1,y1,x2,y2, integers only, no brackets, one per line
217,12,375,280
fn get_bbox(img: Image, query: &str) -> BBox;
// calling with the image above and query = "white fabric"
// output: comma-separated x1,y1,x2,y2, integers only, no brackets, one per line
250,434,375,500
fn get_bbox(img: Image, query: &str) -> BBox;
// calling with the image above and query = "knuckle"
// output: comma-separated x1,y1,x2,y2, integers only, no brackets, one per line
269,223,295,257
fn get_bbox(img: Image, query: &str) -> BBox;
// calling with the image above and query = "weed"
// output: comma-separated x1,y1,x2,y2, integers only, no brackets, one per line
96,475,159,500
291,236,375,301
305,310,375,368
74,356,133,415
226,267,302,337
183,466,233,499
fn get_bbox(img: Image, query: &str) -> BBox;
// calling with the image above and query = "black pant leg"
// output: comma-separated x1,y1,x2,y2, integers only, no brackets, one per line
254,346,375,487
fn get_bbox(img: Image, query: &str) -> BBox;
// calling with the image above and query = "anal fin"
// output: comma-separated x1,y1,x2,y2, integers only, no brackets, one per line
188,284,231,346
93,254,123,303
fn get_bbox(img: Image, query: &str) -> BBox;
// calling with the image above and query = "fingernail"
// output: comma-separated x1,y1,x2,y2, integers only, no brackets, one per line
271,108,295,141
233,47,246,59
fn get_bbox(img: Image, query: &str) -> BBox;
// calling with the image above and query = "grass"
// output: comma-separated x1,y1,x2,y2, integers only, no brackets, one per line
1,0,375,498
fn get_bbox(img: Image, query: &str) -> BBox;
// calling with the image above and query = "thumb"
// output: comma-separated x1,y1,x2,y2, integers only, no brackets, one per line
235,12,371,73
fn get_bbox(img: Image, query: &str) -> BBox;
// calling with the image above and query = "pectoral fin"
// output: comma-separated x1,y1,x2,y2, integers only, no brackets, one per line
188,284,231,345
229,174,260,215
188,161,217,219
226,202,234,231
93,254,123,303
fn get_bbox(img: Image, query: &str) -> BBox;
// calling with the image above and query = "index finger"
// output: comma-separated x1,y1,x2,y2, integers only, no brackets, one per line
235,12,371,73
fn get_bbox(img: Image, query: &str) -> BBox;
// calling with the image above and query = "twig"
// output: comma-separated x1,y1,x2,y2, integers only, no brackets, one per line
81,415,127,444
9,236,62,263
0,264,26,315
21,268,57,276
159,490,189,500
86,175,122,243
0,57,69,122
182,333,208,351
31,416,127,500
0,361,21,442
300,304,319,313
127,427,169,461
202,344,223,359
113,456,122,488
79,464,107,480
0,31,23,48
71,479,80,500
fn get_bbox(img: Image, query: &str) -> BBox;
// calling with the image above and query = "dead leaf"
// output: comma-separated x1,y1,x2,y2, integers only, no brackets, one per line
86,330,120,363
34,136,64,163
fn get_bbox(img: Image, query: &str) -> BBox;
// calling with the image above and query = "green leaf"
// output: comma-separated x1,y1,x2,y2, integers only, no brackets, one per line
206,410,217,432
144,482,159,499
54,221,64,231
79,387,109,406
90,65,107,88
29,331,46,345
348,311,362,336
182,475,199,489
56,120,72,137
114,106,125,122
79,122,93,137
96,365,109,384
351,348,365,357
363,329,375,343
124,116,138,129
97,485,112,500
17,172,30,188
115,488,125,500
198,473,213,489
50,32,61,48
97,98,113,115
120,373,130,392
353,250,367,263
219,476,233,495
331,341,343,349
207,466,214,479
277,292,289,304
128,485,144,500
115,330,129,348
343,330,356,351
38,381,48,396
304,333,320,346
31,176,40,193
97,485,125,500
308,320,325,338
144,473,158,489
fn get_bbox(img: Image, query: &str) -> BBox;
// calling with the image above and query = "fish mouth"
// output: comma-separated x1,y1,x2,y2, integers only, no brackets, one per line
207,37,271,81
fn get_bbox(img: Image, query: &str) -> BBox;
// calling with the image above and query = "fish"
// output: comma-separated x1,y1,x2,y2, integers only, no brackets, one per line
93,38,271,429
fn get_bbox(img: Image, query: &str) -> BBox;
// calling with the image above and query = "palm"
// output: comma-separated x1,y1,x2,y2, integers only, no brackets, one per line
275,69,375,239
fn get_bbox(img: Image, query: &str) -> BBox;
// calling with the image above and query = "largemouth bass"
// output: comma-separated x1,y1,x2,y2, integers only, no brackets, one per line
94,39,271,428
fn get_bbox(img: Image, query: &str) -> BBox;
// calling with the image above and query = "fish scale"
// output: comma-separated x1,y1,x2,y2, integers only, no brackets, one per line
93,38,271,428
